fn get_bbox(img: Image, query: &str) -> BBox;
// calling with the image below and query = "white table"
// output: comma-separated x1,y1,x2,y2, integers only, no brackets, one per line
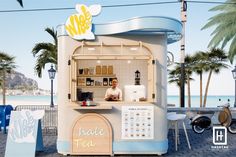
167,113,191,151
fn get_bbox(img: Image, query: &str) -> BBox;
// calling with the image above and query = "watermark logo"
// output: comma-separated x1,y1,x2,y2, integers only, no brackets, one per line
211,126,228,149
213,126,227,145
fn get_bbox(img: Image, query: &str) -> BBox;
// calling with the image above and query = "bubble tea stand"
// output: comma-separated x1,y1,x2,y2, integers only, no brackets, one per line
57,4,182,156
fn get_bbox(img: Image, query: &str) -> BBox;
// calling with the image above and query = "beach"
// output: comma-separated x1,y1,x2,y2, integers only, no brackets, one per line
0,95,57,108
0,95,234,108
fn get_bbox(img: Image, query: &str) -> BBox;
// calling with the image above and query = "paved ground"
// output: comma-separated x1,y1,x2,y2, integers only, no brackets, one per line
1,129,236,157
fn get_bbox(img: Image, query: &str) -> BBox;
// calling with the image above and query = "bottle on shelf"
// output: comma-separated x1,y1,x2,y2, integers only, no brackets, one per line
103,78,108,86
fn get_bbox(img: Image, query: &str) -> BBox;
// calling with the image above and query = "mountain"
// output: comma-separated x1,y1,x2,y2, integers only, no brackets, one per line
5,71,38,90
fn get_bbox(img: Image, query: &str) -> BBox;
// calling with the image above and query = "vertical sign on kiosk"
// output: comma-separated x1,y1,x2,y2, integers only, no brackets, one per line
5,110,44,157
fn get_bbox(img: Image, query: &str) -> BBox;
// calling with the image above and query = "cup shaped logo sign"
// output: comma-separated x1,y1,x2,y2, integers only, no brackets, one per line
8,110,44,143
65,4,102,40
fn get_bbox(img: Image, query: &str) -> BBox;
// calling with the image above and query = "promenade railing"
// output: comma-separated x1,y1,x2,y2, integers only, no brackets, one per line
15,105,58,135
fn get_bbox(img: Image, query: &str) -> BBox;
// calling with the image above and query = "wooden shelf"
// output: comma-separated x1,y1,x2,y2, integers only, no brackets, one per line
77,74,116,77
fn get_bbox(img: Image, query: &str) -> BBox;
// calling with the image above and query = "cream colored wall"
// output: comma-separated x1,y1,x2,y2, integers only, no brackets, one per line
116,35,168,140
57,34,168,148
69,102,166,141
57,36,82,140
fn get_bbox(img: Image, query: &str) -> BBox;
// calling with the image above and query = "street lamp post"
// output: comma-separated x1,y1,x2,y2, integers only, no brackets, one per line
232,66,236,107
180,0,187,107
48,65,56,107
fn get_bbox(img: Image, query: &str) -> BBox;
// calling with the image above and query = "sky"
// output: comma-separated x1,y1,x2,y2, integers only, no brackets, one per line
0,0,234,96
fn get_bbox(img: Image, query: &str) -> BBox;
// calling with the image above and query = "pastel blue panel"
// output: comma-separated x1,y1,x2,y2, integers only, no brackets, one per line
113,140,168,153
94,16,182,35
57,140,70,153
36,120,44,151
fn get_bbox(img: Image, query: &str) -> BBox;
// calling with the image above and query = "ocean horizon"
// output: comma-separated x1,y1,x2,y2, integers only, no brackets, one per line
0,95,235,108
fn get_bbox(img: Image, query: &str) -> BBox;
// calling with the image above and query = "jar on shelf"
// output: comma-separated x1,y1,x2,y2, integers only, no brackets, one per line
102,65,107,75
96,65,101,75
86,78,91,86
108,65,113,75
90,80,94,86
89,67,94,75
84,68,89,75
103,78,108,86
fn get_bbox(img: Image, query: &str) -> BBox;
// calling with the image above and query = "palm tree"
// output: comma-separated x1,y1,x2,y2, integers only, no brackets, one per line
185,55,194,107
203,48,229,107
32,27,57,77
168,67,182,106
0,52,16,105
168,62,193,107
192,51,208,107
202,0,236,63
17,0,23,7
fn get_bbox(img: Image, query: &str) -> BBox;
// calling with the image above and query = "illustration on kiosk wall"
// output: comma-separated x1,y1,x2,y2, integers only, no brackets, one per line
65,4,102,40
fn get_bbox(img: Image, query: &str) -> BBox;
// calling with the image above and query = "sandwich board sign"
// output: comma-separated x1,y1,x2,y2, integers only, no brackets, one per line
5,110,44,157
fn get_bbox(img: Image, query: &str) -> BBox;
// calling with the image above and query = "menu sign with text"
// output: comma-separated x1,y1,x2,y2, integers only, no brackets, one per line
122,106,154,140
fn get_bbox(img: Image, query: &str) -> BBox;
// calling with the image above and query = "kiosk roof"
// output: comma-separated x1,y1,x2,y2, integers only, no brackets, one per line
58,16,182,44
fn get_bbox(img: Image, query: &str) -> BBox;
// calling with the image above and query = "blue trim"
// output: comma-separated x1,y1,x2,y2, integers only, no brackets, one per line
56,24,67,38
36,120,44,151
56,140,168,154
113,140,168,153
57,16,182,44
57,140,70,152
94,16,181,35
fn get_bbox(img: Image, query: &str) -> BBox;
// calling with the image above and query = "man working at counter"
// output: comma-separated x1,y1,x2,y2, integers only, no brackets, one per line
104,78,122,101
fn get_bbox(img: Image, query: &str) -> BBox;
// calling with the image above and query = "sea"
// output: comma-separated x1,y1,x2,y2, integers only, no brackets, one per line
0,95,235,108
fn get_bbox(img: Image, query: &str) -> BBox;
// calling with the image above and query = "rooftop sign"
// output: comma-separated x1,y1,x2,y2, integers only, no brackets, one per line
65,4,101,40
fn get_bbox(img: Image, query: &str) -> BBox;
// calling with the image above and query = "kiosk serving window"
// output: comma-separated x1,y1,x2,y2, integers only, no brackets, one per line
69,41,155,102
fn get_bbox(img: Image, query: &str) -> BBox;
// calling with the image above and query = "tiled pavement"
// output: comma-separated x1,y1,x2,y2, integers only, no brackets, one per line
1,129,236,157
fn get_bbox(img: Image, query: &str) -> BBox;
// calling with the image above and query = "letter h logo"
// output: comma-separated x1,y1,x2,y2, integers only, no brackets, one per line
213,126,227,145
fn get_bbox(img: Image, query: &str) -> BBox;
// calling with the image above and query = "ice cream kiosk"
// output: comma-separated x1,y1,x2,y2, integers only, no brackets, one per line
57,4,182,156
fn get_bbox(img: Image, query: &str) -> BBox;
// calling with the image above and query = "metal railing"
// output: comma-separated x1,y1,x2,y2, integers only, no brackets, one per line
15,105,58,135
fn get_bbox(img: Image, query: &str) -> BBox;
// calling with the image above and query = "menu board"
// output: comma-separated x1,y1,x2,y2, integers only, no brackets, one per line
121,106,154,140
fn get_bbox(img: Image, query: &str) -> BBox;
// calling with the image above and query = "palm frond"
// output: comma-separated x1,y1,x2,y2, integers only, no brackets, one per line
207,22,236,48
32,43,55,57
45,27,57,46
209,0,236,12
202,0,236,63
17,0,23,7
228,36,236,63
0,52,16,78
32,27,57,78
202,12,236,30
